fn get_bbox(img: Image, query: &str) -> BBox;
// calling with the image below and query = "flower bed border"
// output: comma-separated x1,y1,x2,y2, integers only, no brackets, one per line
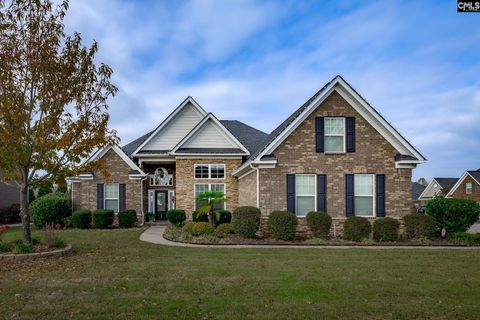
0,244,73,261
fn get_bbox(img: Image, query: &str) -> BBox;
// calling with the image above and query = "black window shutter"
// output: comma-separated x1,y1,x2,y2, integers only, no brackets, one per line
317,174,327,212
286,174,296,213
119,184,126,212
97,184,104,210
345,174,354,217
376,175,386,217
315,117,324,153
346,117,356,153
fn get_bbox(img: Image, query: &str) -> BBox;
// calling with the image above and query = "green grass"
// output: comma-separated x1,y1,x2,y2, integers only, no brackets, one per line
1,227,480,319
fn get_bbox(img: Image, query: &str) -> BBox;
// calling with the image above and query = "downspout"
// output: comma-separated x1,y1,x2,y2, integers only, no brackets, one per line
249,164,260,208
139,175,149,226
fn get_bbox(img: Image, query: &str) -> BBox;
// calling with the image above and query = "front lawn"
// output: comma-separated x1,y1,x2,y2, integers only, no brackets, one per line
1,227,479,319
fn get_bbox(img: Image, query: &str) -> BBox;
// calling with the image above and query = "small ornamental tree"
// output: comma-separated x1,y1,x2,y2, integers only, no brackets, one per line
195,191,226,226
0,0,118,244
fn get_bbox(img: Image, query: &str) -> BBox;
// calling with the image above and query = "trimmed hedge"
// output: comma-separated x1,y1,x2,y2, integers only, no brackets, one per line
30,193,71,228
166,209,186,225
215,210,232,225
192,210,208,222
232,206,261,238
267,211,298,240
214,223,235,238
343,216,371,241
403,213,436,239
306,211,332,239
118,210,137,228
92,209,114,229
426,197,480,234
372,218,400,241
182,222,214,236
71,210,92,229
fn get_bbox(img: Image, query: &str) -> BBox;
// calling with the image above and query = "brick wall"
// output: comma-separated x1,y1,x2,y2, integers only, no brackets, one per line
72,149,142,218
175,158,241,217
257,90,412,219
451,176,480,202
238,169,257,207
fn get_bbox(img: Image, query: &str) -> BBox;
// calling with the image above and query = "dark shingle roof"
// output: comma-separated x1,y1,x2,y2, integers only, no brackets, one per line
122,131,154,156
467,170,480,183
175,148,245,154
412,182,426,200
395,154,418,161
220,120,268,154
434,178,459,190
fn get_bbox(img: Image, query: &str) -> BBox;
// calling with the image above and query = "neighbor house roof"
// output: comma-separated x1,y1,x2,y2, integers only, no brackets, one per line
434,178,459,190
446,169,480,197
412,182,426,201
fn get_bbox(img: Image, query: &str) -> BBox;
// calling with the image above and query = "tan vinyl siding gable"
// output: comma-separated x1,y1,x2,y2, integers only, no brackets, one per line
182,119,239,149
142,102,204,151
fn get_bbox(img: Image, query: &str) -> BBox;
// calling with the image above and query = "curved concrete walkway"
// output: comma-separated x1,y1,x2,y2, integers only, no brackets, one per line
139,226,480,249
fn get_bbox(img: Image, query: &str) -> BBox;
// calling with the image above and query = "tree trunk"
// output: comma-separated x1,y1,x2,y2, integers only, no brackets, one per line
20,184,32,244
208,205,215,227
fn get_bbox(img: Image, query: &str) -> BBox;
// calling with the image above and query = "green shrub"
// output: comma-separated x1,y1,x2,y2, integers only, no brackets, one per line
0,241,13,252
343,217,371,241
426,197,480,234
306,211,332,239
403,213,436,239
71,210,92,229
447,232,480,245
215,210,232,225
31,236,41,245
118,210,137,228
372,218,400,241
14,243,33,254
53,237,65,248
214,223,235,238
232,206,261,238
30,193,71,228
166,209,186,225
92,209,114,229
267,211,298,240
192,210,208,222
182,222,214,236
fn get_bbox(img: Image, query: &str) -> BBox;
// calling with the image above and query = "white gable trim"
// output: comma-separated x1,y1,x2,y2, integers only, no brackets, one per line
256,77,425,162
418,178,442,200
90,145,145,176
170,113,250,155
446,172,480,197
131,97,207,156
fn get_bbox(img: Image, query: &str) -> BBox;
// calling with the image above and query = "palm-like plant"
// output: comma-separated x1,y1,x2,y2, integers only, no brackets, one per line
196,191,226,226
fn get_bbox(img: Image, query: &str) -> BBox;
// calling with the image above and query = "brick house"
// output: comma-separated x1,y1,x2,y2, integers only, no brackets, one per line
69,76,425,228
418,178,459,202
446,170,480,202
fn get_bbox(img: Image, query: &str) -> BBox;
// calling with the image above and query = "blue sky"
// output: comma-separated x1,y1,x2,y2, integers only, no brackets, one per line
64,0,480,181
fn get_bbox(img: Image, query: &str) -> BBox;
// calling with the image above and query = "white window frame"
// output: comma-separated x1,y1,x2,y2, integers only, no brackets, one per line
466,182,473,194
354,174,375,217
324,117,346,153
104,183,119,213
193,183,226,210
295,174,317,217
194,164,226,179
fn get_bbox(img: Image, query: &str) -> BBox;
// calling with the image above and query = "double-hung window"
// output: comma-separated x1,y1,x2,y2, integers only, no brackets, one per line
104,183,119,212
354,174,374,217
466,182,473,194
194,183,225,210
295,174,316,216
324,117,345,152
194,164,225,179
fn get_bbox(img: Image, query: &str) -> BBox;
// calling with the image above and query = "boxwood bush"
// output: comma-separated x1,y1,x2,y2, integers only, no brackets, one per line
214,223,234,238
372,218,400,241
30,193,71,228
71,210,92,229
403,213,436,239
182,222,214,236
192,210,208,222
343,216,371,241
306,211,332,239
215,210,232,225
267,211,298,240
92,209,114,229
232,206,261,238
426,197,480,234
118,210,137,228
166,209,186,225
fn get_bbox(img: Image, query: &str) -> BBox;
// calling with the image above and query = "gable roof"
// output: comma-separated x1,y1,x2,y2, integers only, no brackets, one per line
412,182,426,201
86,145,145,175
233,75,426,175
220,120,268,154
418,177,459,200
446,170,480,197
131,96,207,156
122,131,153,157
171,113,250,155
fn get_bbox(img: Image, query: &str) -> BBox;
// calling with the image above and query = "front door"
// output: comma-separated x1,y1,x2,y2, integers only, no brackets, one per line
155,190,168,221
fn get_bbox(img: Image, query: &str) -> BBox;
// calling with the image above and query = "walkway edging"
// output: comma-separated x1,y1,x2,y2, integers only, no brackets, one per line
0,244,74,261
